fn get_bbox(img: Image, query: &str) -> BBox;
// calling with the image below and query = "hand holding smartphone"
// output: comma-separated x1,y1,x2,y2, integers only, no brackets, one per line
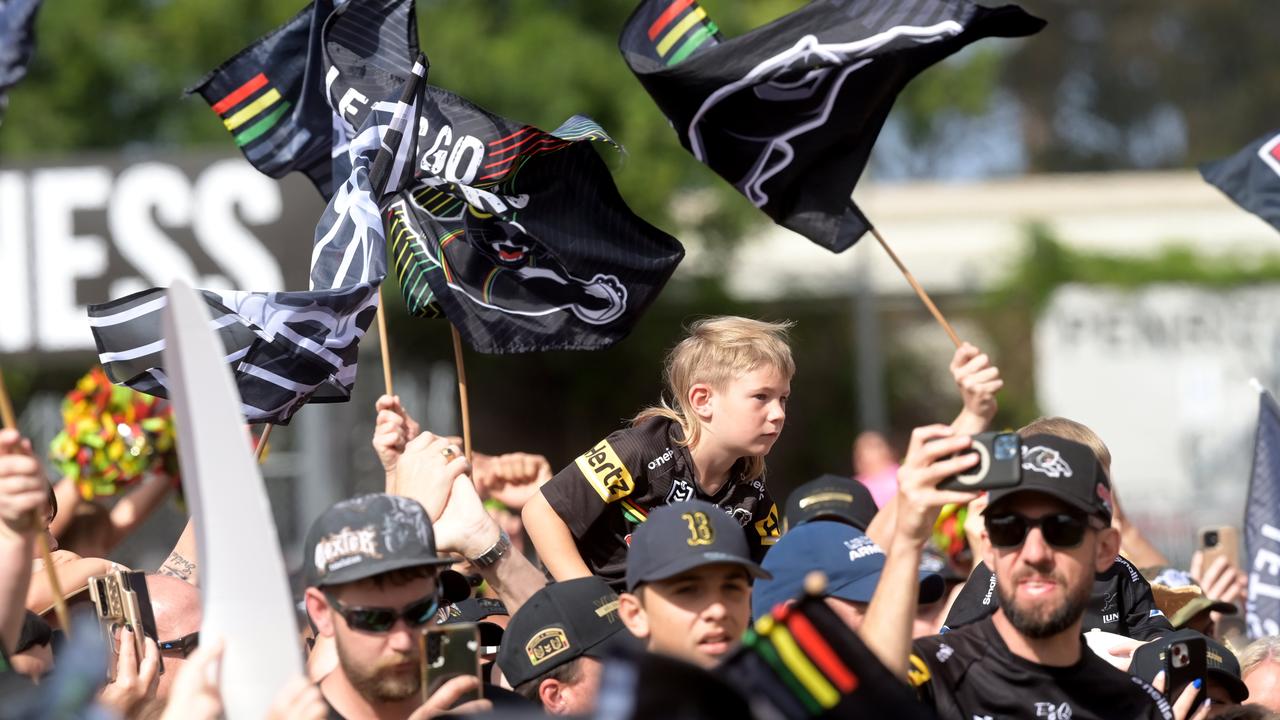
88,570,163,680
420,623,482,704
936,432,1022,492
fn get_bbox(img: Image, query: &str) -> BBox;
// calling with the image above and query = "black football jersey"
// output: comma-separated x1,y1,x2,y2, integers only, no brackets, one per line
911,617,1173,720
540,417,780,590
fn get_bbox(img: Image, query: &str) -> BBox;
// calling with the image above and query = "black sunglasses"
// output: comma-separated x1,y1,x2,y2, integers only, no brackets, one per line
158,631,199,658
324,593,439,633
985,511,1101,549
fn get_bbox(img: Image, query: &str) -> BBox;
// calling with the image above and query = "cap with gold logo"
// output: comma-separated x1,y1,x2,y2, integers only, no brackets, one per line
625,499,771,593
497,576,636,688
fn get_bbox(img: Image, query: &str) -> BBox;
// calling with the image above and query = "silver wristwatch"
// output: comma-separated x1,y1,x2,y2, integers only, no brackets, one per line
468,529,511,568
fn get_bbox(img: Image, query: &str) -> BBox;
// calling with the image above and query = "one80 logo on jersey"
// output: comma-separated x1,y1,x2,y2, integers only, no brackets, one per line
576,439,635,502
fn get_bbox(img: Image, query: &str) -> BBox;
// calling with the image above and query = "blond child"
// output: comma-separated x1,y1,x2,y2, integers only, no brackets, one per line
523,316,794,590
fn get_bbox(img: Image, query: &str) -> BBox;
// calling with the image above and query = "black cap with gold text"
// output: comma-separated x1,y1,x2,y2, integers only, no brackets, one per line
497,576,632,689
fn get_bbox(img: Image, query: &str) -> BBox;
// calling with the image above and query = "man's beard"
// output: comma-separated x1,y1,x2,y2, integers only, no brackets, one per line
336,639,421,703
997,569,1091,640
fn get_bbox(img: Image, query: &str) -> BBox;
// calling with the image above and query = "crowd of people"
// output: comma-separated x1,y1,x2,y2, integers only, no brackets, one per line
0,315,1274,719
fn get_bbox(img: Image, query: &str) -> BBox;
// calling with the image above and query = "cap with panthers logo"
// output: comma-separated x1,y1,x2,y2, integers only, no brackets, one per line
988,430,1111,520
496,576,636,688
988,434,1113,523
625,499,771,592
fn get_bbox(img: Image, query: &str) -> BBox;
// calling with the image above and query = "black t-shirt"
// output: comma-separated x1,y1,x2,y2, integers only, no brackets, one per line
943,556,1173,640
910,617,1173,720
540,417,780,590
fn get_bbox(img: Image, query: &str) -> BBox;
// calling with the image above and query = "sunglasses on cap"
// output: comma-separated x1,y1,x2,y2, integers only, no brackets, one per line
158,631,199,658
324,593,439,633
985,511,1103,549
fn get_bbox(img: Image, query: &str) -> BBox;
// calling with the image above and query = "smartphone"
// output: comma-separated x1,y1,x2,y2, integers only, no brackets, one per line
1199,526,1241,572
937,432,1022,491
420,623,481,704
88,570,164,680
1131,632,1207,707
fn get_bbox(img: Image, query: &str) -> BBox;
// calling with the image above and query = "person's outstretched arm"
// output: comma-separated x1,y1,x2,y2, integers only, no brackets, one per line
396,432,549,614
867,344,1001,549
860,425,979,678
0,429,46,654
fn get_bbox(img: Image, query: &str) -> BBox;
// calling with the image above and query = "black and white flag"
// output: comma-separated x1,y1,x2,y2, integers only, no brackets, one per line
620,0,1044,252
88,60,426,424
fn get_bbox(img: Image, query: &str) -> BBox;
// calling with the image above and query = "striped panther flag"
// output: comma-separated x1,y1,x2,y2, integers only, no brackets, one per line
88,61,426,424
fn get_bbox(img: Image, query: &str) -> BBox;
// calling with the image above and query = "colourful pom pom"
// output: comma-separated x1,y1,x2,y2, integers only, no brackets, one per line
49,367,180,502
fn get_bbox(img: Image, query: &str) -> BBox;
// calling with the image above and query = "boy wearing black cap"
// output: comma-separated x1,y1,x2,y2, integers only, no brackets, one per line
302,493,488,720
862,427,1177,719
497,576,631,714
617,500,770,669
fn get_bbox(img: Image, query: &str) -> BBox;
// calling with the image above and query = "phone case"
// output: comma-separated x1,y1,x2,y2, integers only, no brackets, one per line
1199,526,1241,571
420,623,482,703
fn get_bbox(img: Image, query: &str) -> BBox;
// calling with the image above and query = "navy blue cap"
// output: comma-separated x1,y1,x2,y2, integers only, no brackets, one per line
752,521,945,622
626,500,771,592
784,474,877,532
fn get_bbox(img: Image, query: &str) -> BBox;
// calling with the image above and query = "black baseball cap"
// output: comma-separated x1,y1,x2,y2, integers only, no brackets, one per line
1205,636,1249,703
303,493,454,589
438,597,508,649
625,500,771,593
988,434,1113,523
497,577,634,688
784,474,877,532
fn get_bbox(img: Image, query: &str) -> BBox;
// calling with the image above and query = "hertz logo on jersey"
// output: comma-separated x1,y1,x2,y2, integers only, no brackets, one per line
576,439,636,503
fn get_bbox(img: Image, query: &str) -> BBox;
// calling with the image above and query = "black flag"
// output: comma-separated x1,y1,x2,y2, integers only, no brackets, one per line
1245,385,1280,638
319,1,685,352
0,0,43,123
383,93,685,353
189,1,340,197
620,0,1045,252
1200,129,1280,235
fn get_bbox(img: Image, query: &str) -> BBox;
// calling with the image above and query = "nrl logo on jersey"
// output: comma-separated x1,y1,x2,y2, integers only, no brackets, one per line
1022,446,1073,479
666,478,694,503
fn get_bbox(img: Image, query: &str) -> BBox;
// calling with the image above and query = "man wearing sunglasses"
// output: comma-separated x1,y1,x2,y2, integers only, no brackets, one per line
303,493,488,720
862,428,1177,719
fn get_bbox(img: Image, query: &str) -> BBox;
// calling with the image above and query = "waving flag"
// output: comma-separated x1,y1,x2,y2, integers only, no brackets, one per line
1245,385,1280,639
382,91,684,353
621,0,1045,252
1201,129,1280,235
308,1,686,353
190,1,339,197
88,61,427,424
0,0,44,123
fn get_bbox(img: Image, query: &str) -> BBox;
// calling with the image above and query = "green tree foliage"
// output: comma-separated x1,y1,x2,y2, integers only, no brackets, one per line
1008,1,1280,171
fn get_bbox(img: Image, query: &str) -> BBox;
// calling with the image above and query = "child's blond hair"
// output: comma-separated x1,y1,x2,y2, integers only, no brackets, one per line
633,316,795,482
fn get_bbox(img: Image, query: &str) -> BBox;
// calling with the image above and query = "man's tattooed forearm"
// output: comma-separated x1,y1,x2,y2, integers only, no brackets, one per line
159,552,196,580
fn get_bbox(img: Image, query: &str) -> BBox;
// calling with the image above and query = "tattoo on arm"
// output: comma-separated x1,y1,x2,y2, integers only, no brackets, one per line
158,552,196,581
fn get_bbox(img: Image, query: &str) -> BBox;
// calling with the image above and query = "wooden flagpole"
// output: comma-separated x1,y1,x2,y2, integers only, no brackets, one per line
255,424,273,463
376,289,395,396
0,367,71,635
869,226,962,348
449,326,474,465
375,289,398,493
